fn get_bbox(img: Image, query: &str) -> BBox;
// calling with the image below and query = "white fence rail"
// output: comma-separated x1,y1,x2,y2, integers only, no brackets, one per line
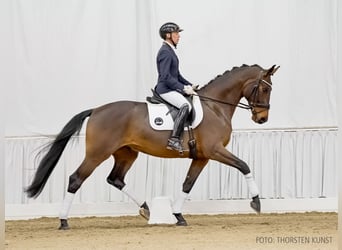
5,128,337,218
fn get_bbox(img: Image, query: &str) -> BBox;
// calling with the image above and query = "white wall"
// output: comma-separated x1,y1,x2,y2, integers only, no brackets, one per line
5,0,337,136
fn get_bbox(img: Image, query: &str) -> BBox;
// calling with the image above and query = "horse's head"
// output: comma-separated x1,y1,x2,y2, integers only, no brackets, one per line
243,65,280,124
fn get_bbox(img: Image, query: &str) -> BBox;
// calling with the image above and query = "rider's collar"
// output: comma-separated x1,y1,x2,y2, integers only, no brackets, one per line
163,41,177,52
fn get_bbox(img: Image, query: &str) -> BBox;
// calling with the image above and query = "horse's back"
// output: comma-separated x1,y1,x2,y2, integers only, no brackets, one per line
89,100,147,127
84,100,180,157
94,100,145,112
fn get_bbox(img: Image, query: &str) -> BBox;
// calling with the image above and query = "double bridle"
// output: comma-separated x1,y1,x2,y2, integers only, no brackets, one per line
195,70,272,113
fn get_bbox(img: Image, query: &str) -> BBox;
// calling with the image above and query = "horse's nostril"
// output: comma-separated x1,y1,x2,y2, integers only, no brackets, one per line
258,118,266,124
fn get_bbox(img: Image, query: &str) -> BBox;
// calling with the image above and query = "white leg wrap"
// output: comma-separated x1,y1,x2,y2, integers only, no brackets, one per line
172,191,188,214
122,185,144,207
59,192,75,220
245,173,259,198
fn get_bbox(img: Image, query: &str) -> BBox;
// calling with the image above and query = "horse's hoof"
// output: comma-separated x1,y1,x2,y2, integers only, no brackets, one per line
58,219,69,230
139,201,150,220
176,220,188,226
250,195,261,214
173,213,188,226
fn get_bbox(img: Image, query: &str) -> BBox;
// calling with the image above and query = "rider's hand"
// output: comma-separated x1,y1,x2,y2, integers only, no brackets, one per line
192,84,200,91
183,85,195,95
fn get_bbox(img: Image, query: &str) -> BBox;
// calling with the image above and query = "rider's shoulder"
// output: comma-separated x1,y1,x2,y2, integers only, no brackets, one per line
158,46,173,57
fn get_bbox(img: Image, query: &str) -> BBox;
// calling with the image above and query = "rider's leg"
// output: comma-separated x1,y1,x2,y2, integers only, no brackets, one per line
159,91,192,111
167,104,189,151
159,91,192,152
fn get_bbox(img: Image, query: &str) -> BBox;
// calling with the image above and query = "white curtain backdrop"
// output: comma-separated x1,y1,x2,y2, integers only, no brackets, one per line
5,0,338,136
4,0,338,215
5,128,337,206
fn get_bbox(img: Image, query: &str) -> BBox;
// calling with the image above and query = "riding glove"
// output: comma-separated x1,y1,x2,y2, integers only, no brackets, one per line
192,84,200,91
183,85,195,95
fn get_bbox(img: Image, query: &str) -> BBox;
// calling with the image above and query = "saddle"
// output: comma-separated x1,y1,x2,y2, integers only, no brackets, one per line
146,89,198,159
146,89,195,126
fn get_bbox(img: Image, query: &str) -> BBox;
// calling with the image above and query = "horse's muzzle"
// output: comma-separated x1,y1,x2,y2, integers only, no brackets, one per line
251,109,269,124
257,117,267,124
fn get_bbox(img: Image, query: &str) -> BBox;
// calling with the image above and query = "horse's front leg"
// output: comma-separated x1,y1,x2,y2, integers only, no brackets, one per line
210,145,261,213
172,159,209,226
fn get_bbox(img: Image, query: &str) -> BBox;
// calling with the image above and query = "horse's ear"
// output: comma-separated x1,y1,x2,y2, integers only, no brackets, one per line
264,65,280,77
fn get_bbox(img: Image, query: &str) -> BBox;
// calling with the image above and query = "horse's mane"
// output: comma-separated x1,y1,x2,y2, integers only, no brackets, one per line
201,64,262,89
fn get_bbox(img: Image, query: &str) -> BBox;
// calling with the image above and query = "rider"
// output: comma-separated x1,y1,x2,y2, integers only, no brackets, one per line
155,22,196,152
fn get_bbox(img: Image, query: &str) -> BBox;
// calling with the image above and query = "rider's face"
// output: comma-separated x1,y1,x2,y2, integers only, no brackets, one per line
167,32,180,45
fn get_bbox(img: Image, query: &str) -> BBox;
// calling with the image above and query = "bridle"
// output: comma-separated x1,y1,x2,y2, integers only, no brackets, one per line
246,71,272,114
195,70,272,113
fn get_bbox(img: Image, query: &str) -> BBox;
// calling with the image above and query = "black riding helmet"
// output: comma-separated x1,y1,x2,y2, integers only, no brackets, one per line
159,22,183,40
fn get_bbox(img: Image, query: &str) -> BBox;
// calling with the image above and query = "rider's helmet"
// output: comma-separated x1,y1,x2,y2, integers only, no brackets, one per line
159,22,183,40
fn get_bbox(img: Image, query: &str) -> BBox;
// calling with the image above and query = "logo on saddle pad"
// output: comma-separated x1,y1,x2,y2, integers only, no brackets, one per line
147,95,203,130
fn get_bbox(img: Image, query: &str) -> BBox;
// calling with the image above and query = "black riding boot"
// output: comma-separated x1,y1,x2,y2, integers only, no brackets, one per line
167,104,189,152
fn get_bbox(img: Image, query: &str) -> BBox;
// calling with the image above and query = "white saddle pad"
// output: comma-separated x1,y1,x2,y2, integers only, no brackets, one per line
147,95,203,130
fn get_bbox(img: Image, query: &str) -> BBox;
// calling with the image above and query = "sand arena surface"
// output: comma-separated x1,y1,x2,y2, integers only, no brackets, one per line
5,212,337,250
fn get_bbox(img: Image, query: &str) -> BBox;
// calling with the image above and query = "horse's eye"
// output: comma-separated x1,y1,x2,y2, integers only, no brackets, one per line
262,88,269,93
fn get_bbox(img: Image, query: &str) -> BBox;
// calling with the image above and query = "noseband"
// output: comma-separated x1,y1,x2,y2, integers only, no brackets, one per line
247,71,272,114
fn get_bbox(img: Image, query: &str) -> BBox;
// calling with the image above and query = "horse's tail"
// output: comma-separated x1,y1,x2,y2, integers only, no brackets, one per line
25,109,93,198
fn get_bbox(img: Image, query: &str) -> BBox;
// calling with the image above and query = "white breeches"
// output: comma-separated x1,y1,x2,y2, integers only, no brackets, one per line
160,91,192,111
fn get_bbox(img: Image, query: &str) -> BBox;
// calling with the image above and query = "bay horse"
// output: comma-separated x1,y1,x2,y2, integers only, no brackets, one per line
25,64,279,229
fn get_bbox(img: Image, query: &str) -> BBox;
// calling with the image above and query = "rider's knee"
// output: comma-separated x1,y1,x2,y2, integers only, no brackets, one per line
180,103,191,112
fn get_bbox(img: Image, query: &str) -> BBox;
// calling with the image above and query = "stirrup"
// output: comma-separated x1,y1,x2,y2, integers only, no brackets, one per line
167,138,184,153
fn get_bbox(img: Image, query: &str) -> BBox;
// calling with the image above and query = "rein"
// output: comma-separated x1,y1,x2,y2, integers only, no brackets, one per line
194,94,252,110
194,71,272,112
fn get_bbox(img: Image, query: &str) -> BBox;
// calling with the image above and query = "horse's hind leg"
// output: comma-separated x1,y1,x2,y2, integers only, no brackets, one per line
106,146,150,220
59,157,104,230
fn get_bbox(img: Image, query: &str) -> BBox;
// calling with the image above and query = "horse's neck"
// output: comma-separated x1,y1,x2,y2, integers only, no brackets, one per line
199,70,257,123
201,74,246,105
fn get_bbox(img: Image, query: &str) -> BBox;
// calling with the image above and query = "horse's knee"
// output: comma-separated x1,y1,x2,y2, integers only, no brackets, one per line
107,177,125,190
67,172,84,193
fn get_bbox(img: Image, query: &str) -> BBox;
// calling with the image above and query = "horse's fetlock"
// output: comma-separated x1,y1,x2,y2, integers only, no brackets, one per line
182,183,192,193
107,177,125,190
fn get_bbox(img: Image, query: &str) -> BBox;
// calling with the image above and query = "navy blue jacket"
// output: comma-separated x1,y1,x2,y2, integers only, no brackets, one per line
155,43,192,94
